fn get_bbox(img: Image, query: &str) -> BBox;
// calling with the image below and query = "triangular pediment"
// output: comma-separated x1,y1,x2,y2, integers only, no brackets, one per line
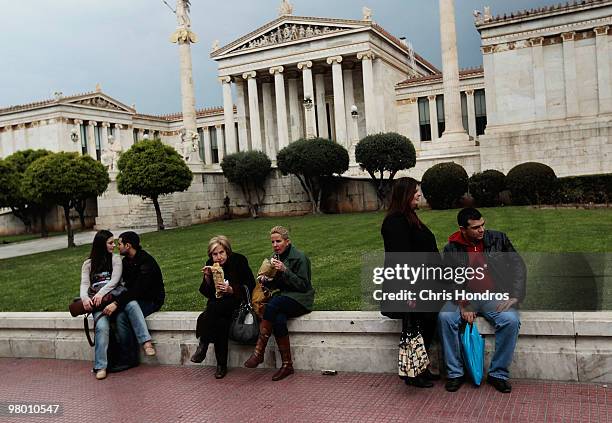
212,16,369,59
63,93,134,113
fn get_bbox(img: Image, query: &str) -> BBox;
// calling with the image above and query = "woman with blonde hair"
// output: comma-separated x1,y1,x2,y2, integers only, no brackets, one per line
244,226,315,381
190,235,255,379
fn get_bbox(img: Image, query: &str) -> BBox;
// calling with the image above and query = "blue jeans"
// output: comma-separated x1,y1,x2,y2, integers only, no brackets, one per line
92,311,110,370
116,300,160,346
438,300,520,380
263,295,308,337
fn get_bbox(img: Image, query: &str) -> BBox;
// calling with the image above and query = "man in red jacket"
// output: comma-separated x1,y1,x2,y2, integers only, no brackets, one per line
439,208,526,394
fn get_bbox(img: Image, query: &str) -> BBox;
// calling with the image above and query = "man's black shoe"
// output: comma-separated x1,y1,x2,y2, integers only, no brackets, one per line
190,343,207,363
215,365,227,379
404,375,434,388
445,377,464,392
487,375,512,393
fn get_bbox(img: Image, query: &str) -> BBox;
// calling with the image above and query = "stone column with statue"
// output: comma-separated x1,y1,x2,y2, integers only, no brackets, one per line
170,0,202,163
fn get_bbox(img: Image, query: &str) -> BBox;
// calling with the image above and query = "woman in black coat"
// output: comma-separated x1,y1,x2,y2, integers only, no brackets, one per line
190,235,255,379
381,177,441,388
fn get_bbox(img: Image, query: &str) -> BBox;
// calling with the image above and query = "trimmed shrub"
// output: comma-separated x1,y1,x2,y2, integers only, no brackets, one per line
221,151,272,218
355,132,416,205
277,138,349,213
469,169,506,207
555,173,612,204
506,162,557,205
421,162,468,210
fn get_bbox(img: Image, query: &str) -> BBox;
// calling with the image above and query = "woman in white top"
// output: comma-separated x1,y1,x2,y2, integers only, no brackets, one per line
79,229,123,380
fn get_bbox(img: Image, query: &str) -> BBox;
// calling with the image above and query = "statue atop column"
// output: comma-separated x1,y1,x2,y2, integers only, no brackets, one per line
278,0,294,16
170,0,198,43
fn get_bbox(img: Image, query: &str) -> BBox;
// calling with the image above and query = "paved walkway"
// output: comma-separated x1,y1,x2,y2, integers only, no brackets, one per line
0,228,155,259
0,358,609,422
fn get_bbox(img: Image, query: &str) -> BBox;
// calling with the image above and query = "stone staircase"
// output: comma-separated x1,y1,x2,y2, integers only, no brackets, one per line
124,195,175,229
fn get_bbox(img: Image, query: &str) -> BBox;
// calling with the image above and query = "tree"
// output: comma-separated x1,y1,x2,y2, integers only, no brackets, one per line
116,139,193,230
277,138,349,213
2,149,52,236
355,132,416,206
22,152,110,247
73,155,112,229
221,151,272,218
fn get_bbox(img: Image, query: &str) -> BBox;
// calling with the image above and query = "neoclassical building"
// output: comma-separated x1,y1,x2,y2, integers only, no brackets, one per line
1,0,611,232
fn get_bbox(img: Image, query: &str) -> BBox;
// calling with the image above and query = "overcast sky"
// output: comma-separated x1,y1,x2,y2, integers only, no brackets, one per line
0,0,560,115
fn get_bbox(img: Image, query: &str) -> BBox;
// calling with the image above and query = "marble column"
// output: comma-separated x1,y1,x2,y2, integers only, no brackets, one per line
261,80,276,159
114,124,124,150
357,51,378,135
465,90,477,138
530,37,548,120
438,0,469,141
562,31,579,117
172,0,198,137
314,73,328,138
101,122,110,152
235,79,250,151
343,68,358,143
87,121,98,159
428,95,439,141
220,76,237,154
595,26,611,114
203,126,212,165
138,128,145,141
270,66,289,151
298,61,316,138
243,71,263,151
326,55,347,146
216,124,225,163
287,77,302,141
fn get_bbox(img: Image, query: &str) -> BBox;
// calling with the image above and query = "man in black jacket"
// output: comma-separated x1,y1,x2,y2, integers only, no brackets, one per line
115,231,165,358
439,208,526,394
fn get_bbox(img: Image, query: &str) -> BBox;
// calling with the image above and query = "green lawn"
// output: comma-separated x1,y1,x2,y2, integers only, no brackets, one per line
0,207,610,312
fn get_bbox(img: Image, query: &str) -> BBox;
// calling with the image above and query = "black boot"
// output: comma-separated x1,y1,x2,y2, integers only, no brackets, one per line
190,340,209,363
404,375,434,388
214,365,228,379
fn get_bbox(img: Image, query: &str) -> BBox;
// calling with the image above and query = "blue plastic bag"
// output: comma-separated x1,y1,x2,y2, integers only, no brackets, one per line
461,322,485,386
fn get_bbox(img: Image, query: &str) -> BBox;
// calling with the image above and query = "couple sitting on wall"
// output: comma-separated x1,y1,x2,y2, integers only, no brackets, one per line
381,177,526,393
79,231,165,380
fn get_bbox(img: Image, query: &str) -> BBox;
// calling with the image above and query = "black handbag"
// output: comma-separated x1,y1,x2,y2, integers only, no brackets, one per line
229,286,259,345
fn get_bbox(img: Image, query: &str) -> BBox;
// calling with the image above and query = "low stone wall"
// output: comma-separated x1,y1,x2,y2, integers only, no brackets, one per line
0,311,610,382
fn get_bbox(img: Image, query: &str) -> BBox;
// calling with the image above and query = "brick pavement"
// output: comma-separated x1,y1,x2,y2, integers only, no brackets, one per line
0,358,609,423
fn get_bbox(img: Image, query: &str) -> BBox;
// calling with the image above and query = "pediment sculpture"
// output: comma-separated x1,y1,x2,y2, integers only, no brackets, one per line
72,97,124,111
238,23,347,52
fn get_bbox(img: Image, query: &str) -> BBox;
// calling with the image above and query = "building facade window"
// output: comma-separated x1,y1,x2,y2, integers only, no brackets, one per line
80,122,88,155
210,126,219,164
417,97,431,141
460,92,468,131
108,125,115,138
474,89,487,136
197,128,205,162
235,122,239,151
133,128,138,143
94,125,102,161
436,95,445,136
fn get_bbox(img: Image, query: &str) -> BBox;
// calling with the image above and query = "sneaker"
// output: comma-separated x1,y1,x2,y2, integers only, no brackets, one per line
95,369,107,380
487,375,512,393
143,341,156,356
445,377,464,392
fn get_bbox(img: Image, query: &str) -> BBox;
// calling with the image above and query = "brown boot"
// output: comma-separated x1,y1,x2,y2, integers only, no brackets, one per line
271,335,294,381
244,320,272,368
